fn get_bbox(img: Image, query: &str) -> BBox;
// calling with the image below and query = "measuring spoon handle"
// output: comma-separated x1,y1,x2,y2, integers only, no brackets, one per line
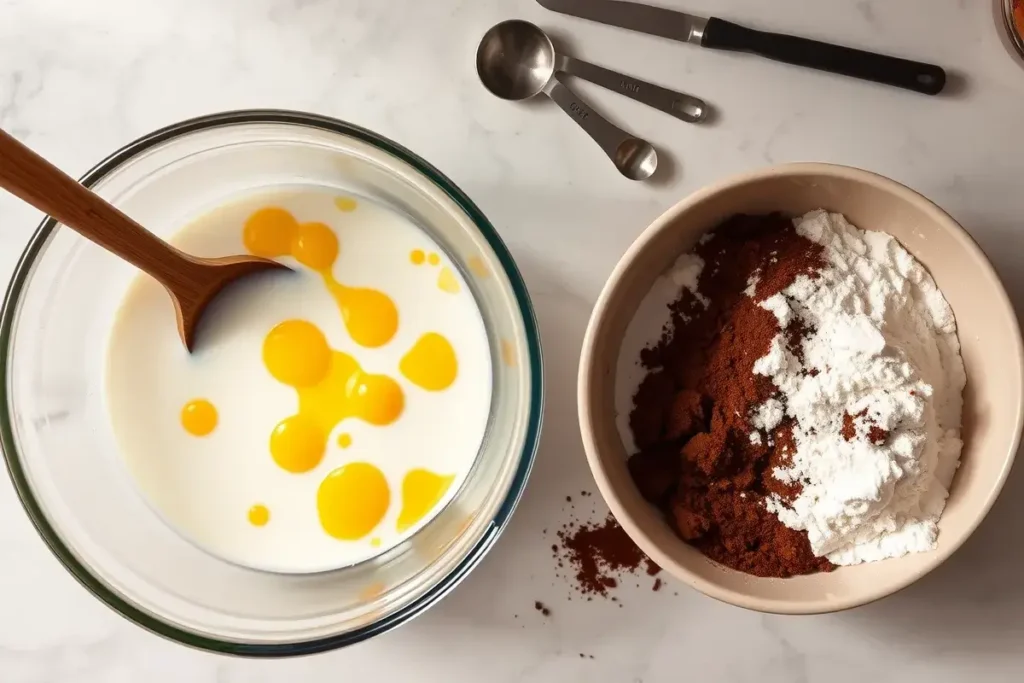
0,128,195,287
544,76,637,168
559,55,707,123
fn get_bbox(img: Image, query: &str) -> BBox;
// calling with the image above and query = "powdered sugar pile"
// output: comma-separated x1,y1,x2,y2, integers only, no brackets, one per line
751,210,965,565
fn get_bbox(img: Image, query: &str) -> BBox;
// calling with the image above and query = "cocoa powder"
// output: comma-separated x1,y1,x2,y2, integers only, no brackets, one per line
554,513,661,596
842,410,890,445
628,214,835,578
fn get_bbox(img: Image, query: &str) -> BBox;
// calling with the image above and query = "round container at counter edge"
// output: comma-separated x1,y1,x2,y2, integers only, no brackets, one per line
997,0,1024,70
0,110,543,656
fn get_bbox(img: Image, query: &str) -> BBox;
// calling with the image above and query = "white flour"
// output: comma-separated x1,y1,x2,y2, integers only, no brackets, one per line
752,210,965,565
671,253,709,308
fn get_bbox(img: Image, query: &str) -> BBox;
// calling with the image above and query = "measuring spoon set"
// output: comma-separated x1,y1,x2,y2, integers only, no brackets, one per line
478,1,947,181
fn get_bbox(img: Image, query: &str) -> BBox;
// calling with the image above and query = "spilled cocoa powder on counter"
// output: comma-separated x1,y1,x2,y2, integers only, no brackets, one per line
627,213,835,578
552,511,662,596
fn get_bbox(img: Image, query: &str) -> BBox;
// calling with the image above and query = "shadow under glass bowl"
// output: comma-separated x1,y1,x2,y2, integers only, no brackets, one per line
0,110,543,655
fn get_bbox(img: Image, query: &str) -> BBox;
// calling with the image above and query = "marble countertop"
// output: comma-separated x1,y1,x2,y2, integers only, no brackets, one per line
3,0,1024,680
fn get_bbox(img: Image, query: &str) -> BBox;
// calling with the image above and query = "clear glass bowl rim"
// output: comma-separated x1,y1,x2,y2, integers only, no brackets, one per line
0,109,544,656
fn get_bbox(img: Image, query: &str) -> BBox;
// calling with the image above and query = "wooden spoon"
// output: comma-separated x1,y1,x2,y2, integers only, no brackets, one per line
0,128,288,352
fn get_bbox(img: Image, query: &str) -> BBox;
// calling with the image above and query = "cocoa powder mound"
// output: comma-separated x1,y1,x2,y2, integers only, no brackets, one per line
628,214,835,578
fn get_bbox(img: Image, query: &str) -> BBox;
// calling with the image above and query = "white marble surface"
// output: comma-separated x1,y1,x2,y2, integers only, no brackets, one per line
2,0,1024,680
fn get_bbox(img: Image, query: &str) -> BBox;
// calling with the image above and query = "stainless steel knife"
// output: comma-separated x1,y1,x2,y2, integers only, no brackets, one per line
536,0,946,95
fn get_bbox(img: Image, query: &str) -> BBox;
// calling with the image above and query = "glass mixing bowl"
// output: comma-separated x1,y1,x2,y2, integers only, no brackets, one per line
0,110,542,655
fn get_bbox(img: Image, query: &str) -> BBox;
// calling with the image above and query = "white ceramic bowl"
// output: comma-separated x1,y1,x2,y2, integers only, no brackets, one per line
0,111,543,654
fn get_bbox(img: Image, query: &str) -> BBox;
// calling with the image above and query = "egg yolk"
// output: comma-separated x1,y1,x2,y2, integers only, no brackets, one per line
318,462,390,540
249,504,270,526
243,207,298,257
334,196,358,212
263,318,404,473
291,221,338,271
397,469,455,533
269,415,325,473
399,332,458,391
181,399,217,436
436,267,460,294
242,207,399,349
410,249,425,265
338,433,352,449
324,283,398,348
263,320,332,388
427,252,440,266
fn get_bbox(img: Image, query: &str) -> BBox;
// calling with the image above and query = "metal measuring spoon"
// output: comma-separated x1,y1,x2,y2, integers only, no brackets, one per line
557,53,707,123
477,19,658,181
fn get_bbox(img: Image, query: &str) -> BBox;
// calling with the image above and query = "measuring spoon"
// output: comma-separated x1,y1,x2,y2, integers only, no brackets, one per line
477,19,658,181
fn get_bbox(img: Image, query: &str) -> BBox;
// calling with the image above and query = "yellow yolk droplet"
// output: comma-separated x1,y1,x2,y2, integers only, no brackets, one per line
181,399,218,436
399,332,458,391
270,415,326,473
326,283,399,348
334,196,358,212
243,207,298,257
291,221,338,271
318,462,390,540
298,349,404,427
242,207,400,349
437,267,460,294
263,319,332,388
338,433,352,448
410,249,425,265
397,469,455,533
369,537,381,548
249,504,270,526
427,252,440,266
263,321,404,473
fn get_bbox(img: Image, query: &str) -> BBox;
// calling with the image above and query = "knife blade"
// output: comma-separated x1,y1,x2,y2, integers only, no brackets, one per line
537,0,706,44
536,0,946,95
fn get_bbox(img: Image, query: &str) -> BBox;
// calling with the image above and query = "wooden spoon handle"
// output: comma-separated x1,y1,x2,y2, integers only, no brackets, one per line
0,128,194,287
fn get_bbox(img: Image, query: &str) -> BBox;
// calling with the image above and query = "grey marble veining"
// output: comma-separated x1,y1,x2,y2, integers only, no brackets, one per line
2,0,1024,680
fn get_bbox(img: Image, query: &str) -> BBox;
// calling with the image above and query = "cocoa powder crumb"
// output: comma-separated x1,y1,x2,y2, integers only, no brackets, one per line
868,425,889,445
534,600,551,616
628,214,835,578
841,410,890,446
840,412,858,441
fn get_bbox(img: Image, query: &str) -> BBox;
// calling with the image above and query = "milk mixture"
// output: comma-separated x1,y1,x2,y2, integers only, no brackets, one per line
105,189,492,573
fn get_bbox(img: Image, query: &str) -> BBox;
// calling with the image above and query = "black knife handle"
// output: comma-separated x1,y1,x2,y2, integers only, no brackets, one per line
702,17,946,95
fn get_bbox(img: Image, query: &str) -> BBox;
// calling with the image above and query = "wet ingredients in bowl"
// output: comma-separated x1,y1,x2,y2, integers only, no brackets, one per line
105,188,492,573
619,211,965,577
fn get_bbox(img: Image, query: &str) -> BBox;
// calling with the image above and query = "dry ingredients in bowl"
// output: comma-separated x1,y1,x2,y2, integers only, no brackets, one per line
621,210,965,577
